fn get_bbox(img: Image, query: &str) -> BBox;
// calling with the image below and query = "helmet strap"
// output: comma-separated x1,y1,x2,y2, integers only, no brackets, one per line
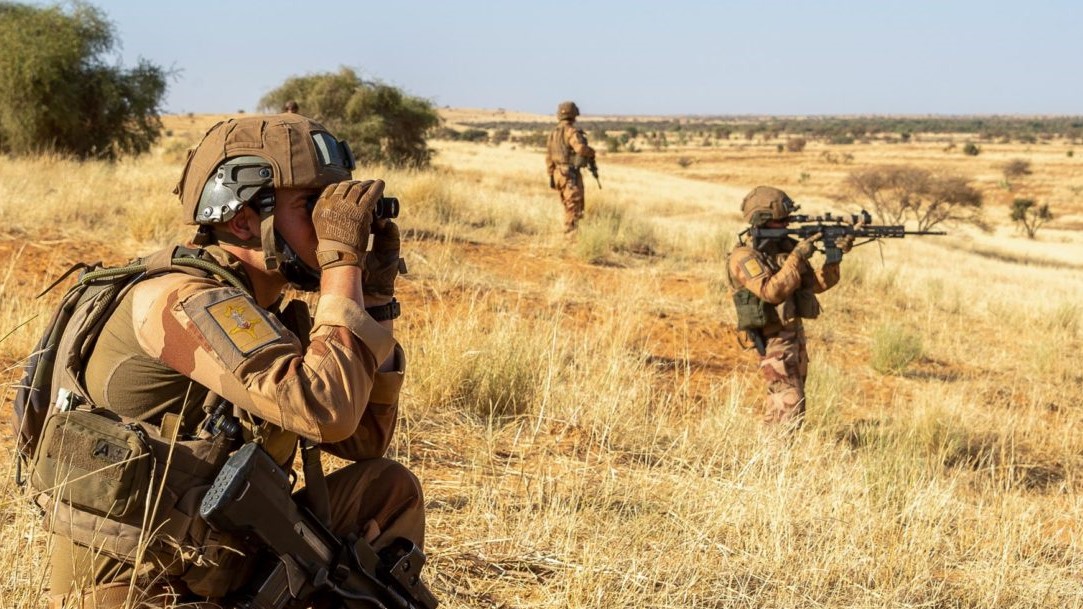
259,207,279,271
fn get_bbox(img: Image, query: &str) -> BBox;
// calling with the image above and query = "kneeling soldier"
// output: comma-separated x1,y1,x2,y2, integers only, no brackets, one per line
26,114,430,608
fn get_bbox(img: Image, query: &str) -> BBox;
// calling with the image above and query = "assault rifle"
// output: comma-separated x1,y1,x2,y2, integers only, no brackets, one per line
200,442,438,609
744,210,945,264
586,158,601,189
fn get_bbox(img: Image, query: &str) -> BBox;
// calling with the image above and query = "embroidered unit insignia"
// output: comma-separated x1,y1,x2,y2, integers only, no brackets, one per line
207,295,279,354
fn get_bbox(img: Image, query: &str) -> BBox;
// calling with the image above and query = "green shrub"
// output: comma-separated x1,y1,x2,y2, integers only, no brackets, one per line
459,128,489,143
259,67,439,168
1010,198,1053,239
0,2,166,159
870,324,923,375
963,142,981,156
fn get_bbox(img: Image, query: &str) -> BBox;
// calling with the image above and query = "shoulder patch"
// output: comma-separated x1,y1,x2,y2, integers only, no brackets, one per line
206,295,280,355
739,256,766,280
181,288,288,372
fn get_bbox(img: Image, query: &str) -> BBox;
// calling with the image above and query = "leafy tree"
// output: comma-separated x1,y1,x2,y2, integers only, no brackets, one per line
847,165,983,231
1010,198,1053,239
0,1,166,159
259,67,439,168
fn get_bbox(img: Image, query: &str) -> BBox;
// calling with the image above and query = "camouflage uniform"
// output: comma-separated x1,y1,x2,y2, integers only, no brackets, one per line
42,115,425,608
47,244,423,607
545,101,595,232
727,187,842,427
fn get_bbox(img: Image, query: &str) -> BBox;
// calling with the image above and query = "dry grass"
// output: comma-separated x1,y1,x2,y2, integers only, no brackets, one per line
1,113,1082,608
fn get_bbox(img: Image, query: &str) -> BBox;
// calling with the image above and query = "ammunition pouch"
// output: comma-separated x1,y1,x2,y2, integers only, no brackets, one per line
30,408,247,598
31,409,153,520
732,288,780,332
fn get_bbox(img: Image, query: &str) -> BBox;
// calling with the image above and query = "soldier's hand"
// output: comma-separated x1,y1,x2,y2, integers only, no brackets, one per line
838,234,855,254
792,232,821,261
363,218,406,299
839,216,865,254
312,180,383,270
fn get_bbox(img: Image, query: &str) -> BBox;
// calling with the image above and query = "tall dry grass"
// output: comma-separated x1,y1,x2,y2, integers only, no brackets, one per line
1,118,1082,608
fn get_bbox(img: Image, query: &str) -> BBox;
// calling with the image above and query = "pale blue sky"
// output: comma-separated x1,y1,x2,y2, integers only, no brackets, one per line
35,0,1083,116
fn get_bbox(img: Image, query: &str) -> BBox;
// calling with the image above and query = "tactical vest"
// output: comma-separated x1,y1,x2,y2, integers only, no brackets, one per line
727,240,821,335
546,122,575,167
13,246,278,597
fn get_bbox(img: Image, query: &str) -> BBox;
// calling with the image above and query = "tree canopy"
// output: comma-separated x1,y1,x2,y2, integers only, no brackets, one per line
0,1,167,159
259,68,440,168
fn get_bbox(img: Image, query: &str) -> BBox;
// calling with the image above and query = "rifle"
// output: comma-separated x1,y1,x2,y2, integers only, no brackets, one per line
586,158,601,189
200,442,438,609
744,210,945,264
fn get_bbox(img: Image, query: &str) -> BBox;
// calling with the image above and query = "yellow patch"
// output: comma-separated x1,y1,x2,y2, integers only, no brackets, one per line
740,257,766,279
207,295,279,355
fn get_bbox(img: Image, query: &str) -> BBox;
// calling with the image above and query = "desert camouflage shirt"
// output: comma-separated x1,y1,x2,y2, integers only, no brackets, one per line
83,245,403,463
727,238,840,331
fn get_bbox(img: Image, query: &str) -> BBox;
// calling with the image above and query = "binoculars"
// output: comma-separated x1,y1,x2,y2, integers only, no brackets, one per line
374,196,400,219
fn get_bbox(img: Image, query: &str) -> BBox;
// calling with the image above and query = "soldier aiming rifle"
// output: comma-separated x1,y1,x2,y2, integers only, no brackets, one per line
726,186,944,429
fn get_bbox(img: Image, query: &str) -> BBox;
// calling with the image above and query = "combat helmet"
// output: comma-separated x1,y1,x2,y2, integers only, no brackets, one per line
557,101,580,121
174,113,356,290
741,186,799,226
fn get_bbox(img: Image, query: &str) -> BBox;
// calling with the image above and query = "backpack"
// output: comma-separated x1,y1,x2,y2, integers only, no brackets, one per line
10,246,247,482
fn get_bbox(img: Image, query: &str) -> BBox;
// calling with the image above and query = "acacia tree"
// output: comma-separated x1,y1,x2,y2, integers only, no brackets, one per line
259,68,439,168
0,2,166,159
1010,198,1053,239
846,165,983,230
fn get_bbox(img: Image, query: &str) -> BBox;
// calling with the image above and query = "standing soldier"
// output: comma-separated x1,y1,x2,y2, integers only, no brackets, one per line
23,114,433,608
283,99,299,113
546,100,596,233
726,186,853,428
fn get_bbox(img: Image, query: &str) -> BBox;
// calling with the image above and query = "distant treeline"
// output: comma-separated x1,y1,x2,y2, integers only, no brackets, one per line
451,116,1083,144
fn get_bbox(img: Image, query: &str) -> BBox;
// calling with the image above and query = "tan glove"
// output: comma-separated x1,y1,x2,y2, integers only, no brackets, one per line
363,218,406,299
312,180,383,270
838,216,865,254
791,232,821,261
838,234,855,254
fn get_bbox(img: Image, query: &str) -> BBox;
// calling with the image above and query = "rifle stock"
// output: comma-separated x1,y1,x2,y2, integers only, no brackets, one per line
200,442,437,609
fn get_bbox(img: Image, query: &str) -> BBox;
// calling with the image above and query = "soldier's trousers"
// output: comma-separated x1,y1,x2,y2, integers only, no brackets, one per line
759,326,809,426
48,457,425,609
553,166,585,232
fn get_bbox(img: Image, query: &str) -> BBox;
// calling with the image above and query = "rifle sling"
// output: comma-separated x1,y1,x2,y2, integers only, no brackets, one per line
301,440,332,524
